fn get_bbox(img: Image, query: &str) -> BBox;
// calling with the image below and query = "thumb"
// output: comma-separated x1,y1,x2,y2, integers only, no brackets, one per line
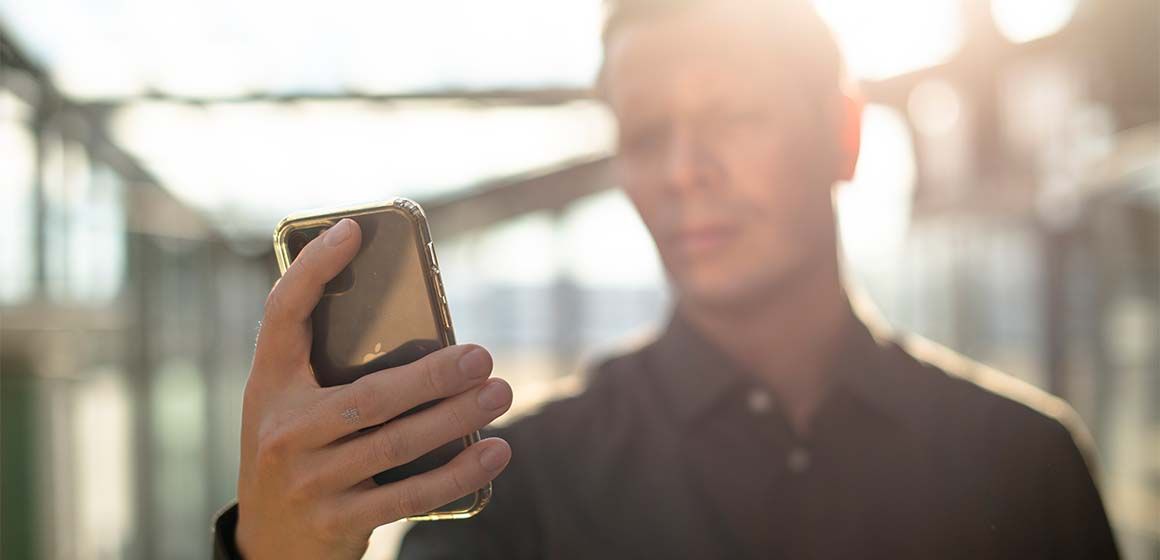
254,218,362,380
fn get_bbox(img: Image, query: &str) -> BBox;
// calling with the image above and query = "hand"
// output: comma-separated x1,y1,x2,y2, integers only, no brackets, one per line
235,218,513,559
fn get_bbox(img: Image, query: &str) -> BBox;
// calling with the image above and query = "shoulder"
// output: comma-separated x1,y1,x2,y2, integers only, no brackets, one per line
886,332,1098,472
877,331,1117,555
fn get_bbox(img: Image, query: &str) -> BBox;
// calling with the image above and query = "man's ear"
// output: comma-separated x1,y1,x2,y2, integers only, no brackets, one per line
836,91,863,182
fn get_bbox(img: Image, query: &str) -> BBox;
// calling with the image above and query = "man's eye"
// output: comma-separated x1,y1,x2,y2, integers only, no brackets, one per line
719,108,770,125
698,109,776,140
621,125,666,156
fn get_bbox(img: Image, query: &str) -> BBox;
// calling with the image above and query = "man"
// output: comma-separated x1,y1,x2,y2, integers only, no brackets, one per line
215,0,1119,558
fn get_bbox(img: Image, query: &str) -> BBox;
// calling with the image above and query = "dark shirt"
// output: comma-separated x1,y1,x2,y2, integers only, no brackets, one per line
214,309,1119,559
397,311,1118,559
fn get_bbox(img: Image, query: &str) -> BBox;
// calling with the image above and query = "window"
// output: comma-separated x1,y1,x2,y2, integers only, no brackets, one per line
41,133,127,304
0,89,37,303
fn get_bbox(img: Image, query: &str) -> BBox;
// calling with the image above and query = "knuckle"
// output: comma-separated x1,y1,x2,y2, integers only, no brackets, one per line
256,427,293,469
394,485,422,517
421,354,450,395
373,427,407,468
445,401,471,434
241,380,263,408
447,467,471,497
263,286,288,323
288,470,325,502
350,376,389,423
311,508,348,542
254,415,299,468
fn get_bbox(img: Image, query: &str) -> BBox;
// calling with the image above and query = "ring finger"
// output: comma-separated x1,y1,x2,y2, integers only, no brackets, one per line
318,378,512,489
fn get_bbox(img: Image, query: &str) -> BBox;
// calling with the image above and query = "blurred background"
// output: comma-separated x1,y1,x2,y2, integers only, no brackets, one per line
0,0,1156,558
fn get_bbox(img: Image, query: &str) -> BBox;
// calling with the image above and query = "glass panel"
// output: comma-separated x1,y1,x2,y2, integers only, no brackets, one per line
151,359,207,560
67,164,126,303
41,133,78,302
39,136,127,304
558,190,663,289
0,94,37,302
74,370,134,559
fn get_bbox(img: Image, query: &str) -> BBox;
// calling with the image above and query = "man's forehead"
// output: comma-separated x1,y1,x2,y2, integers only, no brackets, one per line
602,4,793,102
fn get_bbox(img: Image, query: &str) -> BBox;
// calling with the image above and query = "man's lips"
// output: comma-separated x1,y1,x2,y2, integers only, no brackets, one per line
669,225,738,255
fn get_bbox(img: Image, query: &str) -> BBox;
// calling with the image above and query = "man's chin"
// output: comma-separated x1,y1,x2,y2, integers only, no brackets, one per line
668,252,821,313
671,271,772,312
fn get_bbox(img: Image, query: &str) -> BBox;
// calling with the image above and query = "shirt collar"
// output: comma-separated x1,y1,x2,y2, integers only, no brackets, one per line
647,311,748,426
645,296,915,429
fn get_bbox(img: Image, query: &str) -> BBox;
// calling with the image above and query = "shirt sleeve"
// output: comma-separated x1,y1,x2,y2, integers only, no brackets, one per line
211,501,244,560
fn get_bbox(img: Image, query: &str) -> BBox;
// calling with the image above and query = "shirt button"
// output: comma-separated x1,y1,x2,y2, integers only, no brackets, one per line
746,389,773,414
787,447,812,474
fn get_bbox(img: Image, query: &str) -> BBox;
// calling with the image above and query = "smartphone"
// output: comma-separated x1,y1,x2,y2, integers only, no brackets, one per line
273,198,489,521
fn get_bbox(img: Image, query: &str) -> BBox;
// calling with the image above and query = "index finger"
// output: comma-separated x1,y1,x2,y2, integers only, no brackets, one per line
299,344,493,448
256,218,362,368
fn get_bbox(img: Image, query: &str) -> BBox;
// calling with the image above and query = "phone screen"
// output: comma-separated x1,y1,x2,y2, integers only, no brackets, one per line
284,208,472,505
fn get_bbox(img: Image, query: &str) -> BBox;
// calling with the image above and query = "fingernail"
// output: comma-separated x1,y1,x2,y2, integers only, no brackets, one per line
478,444,509,472
325,219,352,247
458,347,490,380
476,380,511,411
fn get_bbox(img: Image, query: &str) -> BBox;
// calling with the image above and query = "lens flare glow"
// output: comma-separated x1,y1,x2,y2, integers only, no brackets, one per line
991,0,1079,44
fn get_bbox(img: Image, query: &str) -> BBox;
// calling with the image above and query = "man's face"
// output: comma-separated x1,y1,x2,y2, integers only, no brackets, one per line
603,5,841,308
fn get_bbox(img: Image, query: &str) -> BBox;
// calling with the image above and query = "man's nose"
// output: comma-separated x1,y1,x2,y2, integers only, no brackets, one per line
663,128,716,194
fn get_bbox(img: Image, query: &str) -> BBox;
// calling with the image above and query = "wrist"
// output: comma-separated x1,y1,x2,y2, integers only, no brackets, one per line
234,513,369,560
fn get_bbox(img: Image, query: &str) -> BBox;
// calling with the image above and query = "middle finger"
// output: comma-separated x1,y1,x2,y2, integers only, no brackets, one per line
295,344,493,449
320,378,512,489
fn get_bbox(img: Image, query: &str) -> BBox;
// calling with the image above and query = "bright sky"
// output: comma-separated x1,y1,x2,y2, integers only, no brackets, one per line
0,0,606,99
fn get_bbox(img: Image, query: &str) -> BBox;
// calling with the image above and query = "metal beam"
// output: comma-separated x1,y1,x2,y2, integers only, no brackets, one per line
76,87,597,110
422,155,613,241
0,25,47,80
